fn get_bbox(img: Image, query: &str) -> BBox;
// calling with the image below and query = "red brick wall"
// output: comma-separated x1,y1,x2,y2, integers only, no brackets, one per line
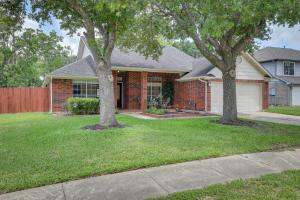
141,72,148,110
127,72,142,109
115,71,179,110
51,79,72,112
174,80,206,111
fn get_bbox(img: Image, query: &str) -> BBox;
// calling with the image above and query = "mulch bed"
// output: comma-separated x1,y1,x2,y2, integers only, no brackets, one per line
210,119,258,127
82,123,125,131
143,112,216,119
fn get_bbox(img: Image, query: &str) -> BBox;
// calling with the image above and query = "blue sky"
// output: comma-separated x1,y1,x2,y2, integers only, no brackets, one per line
23,17,300,55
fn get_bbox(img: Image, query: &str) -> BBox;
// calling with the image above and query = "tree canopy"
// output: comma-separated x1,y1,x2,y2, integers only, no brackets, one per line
31,0,148,126
0,28,74,87
172,40,201,58
137,0,300,123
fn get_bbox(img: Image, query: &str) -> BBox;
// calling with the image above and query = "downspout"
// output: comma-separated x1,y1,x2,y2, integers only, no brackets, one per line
50,76,53,113
198,78,208,112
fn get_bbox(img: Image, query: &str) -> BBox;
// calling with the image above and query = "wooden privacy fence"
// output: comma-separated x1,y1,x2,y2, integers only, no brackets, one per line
0,87,49,113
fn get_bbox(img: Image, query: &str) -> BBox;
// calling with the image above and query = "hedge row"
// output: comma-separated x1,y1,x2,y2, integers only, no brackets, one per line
66,97,99,115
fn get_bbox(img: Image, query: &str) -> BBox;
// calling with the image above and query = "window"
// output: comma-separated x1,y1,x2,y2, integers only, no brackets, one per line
147,82,162,103
283,61,295,76
73,80,99,98
269,88,276,96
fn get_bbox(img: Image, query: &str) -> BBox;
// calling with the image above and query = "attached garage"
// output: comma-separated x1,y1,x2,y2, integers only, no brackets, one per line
175,53,271,114
211,82,262,114
292,86,300,105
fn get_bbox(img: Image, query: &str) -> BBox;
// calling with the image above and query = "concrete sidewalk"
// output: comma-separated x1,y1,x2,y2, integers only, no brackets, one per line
239,112,300,126
1,149,300,200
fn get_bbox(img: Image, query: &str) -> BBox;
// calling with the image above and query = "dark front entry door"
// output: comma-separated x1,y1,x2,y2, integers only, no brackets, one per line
117,82,123,108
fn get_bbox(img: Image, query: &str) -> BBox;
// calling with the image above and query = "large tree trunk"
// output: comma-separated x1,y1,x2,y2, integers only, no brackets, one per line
97,64,119,127
222,60,238,123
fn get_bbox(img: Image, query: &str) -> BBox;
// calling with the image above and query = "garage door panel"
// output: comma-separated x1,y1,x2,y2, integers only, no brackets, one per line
211,82,261,114
292,87,300,105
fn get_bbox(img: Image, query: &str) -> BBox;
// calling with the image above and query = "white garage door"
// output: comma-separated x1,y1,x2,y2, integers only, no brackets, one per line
292,87,300,105
211,82,262,114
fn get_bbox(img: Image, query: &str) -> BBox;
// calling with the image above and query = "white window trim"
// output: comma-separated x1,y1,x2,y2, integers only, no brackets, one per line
283,61,295,76
72,80,99,98
147,82,162,102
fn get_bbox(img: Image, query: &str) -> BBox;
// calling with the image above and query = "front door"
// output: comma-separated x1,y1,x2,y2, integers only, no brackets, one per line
117,82,123,108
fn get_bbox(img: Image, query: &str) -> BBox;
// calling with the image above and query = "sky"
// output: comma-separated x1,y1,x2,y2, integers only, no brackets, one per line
23,17,300,56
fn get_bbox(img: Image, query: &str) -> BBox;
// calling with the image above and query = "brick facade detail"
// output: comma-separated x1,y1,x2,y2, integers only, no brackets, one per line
51,79,72,112
50,74,269,113
140,72,148,110
174,80,206,111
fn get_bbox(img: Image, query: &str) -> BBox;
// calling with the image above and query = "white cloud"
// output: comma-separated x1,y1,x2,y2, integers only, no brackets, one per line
257,24,300,50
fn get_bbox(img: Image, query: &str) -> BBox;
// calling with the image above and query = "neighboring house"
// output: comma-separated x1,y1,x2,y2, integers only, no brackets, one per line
254,47,300,106
44,37,270,114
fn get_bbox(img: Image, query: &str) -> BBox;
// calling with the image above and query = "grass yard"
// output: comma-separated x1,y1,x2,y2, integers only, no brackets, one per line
267,106,300,116
0,113,300,193
150,170,300,200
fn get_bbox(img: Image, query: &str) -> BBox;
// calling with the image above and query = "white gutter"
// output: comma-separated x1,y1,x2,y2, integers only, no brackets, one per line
50,76,53,113
176,76,215,82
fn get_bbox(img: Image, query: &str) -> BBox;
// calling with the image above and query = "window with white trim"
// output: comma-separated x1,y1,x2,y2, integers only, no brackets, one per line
147,82,162,102
72,80,99,98
283,61,295,76
269,88,276,96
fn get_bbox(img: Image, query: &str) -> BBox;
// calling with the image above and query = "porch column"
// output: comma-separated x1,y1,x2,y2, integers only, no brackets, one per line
140,71,148,110
113,71,118,109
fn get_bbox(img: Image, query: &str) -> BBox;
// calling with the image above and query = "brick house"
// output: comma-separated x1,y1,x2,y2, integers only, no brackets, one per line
44,37,271,114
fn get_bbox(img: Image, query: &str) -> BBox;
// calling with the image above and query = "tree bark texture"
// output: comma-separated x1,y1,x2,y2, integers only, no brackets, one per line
222,59,238,123
97,64,119,127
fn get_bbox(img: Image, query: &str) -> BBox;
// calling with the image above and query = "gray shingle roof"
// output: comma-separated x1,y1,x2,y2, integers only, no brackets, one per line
49,46,194,78
254,47,300,62
111,47,194,71
179,58,215,80
49,55,97,78
276,76,300,85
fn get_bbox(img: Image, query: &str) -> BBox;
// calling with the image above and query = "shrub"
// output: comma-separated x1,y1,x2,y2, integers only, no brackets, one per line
66,97,99,115
144,107,166,115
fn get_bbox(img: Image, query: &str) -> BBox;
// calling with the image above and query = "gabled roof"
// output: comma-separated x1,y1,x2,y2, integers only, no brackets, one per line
179,58,214,80
48,55,97,78
111,47,193,72
48,37,194,79
254,47,300,62
179,53,271,81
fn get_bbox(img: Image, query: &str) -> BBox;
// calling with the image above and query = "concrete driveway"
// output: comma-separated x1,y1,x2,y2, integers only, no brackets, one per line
239,112,300,126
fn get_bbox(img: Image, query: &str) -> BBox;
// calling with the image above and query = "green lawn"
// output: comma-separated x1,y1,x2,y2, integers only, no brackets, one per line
151,170,300,200
0,113,300,193
267,106,300,116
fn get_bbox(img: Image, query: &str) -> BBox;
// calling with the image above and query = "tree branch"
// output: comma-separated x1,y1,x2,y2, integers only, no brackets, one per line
156,2,225,69
232,20,266,56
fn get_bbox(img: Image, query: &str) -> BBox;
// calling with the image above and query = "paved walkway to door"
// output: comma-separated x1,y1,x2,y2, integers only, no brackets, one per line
239,111,300,126
1,149,300,200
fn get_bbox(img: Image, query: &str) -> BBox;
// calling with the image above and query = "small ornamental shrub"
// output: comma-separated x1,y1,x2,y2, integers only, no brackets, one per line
145,107,166,115
67,97,99,115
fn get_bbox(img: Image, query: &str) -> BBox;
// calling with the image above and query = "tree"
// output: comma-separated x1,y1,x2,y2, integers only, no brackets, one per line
172,39,201,58
0,0,25,66
146,0,300,123
0,28,73,87
31,0,143,127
